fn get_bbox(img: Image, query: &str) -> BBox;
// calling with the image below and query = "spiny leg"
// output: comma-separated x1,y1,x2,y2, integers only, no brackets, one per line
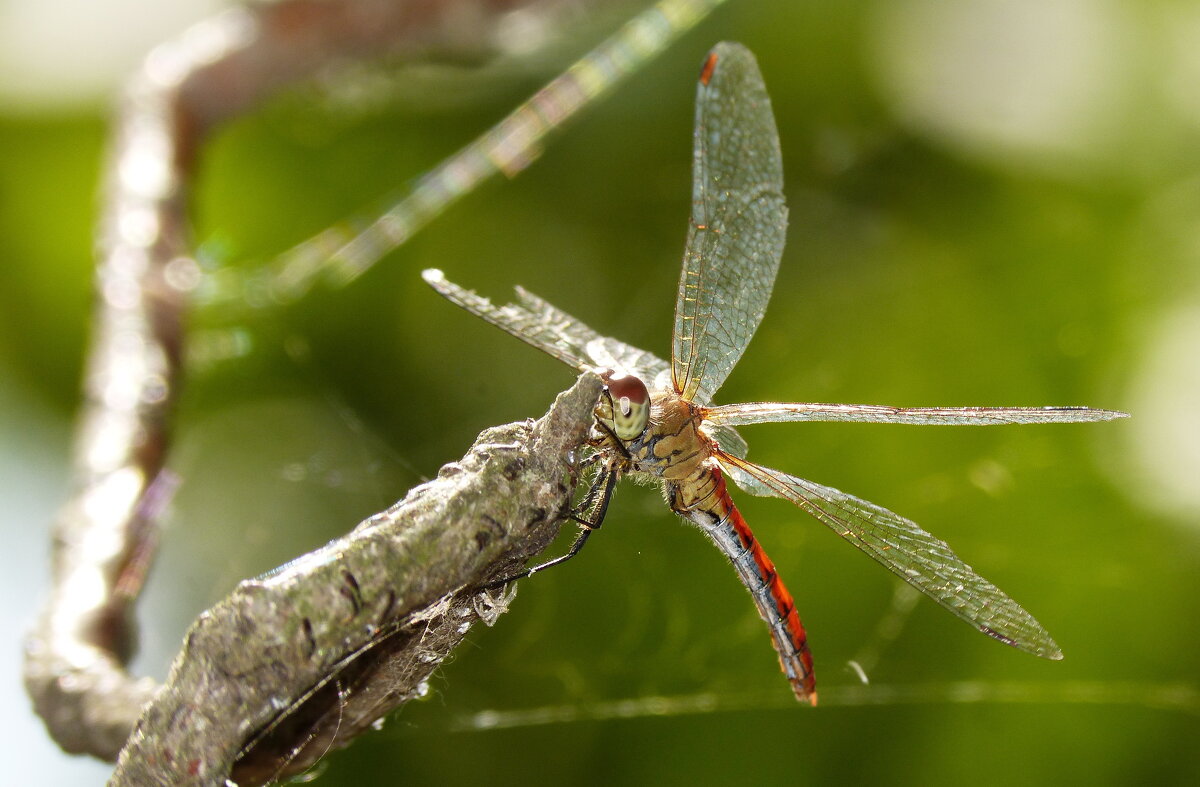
481,465,618,590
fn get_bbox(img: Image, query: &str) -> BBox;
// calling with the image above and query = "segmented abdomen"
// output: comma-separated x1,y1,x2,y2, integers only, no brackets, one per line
673,464,817,704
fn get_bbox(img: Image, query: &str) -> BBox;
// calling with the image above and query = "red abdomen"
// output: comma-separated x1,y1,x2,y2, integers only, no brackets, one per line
672,464,817,704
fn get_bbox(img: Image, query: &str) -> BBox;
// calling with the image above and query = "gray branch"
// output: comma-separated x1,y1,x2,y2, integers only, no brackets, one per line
108,373,600,786
23,0,718,775
23,0,605,764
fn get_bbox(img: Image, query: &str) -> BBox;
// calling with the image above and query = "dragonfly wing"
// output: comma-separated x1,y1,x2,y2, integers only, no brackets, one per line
718,452,1062,659
424,269,670,383
514,286,672,387
721,459,779,498
708,423,779,498
706,402,1130,426
672,43,787,406
709,422,748,458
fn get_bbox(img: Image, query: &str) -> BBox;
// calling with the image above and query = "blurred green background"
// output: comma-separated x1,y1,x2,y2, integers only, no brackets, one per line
3,0,1198,784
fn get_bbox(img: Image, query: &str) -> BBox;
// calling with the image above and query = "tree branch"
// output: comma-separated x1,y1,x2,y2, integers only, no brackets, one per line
107,372,600,786
24,0,726,770
22,0,605,762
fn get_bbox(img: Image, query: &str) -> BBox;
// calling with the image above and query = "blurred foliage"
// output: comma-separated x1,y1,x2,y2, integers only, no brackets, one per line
2,1,1198,785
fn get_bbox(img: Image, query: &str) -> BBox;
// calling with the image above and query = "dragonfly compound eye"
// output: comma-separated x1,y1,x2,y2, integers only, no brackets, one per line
600,370,651,441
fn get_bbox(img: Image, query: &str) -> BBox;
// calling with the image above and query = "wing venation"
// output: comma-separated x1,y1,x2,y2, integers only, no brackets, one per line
424,269,669,385
717,453,1063,659
706,402,1130,426
672,43,788,406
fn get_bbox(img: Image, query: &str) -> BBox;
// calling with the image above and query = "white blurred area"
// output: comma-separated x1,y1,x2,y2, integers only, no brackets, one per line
867,0,1200,175
0,379,113,784
0,4,228,782
868,0,1132,171
1161,2,1200,129
869,0,1200,524
1124,299,1200,524
0,0,228,110
1120,173,1200,526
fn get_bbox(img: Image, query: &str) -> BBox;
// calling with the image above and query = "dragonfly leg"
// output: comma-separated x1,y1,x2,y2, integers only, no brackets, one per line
591,414,632,461
479,466,617,590
576,450,602,471
570,462,618,530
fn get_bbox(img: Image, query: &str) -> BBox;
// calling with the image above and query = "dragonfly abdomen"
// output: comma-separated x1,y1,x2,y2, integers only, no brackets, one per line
671,465,817,704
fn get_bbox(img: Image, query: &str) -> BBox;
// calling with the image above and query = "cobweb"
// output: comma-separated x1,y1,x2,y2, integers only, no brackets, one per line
88,4,1194,781
149,339,1196,729
119,270,1195,787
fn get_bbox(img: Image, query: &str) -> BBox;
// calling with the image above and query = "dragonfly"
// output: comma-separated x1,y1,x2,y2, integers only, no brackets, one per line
422,42,1128,705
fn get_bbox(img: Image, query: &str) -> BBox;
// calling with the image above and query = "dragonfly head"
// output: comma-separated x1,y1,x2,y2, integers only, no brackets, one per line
597,370,651,442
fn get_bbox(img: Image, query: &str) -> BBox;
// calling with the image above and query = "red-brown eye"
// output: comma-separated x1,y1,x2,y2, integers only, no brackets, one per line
599,370,650,441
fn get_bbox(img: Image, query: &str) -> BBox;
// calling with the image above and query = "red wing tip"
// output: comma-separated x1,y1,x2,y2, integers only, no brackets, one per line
699,52,719,85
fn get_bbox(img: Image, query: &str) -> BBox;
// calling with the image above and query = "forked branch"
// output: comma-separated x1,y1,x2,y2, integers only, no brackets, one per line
24,0,720,768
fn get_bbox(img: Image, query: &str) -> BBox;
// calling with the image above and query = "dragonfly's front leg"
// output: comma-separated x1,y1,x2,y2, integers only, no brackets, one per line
477,379,640,591
480,461,619,590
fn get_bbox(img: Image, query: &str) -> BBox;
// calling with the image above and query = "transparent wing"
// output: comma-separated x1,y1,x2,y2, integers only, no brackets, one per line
706,402,1130,427
720,459,779,498
424,269,670,386
717,452,1063,659
707,423,779,497
709,422,747,457
672,42,787,406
